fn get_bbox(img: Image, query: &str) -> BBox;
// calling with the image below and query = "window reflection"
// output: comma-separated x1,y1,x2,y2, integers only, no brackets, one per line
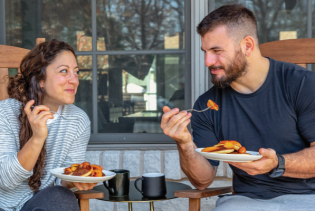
97,54,185,133
214,0,307,43
5,0,92,51
96,0,185,50
75,55,93,132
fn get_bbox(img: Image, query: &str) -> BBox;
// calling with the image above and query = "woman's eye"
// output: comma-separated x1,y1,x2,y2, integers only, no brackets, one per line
60,69,67,73
75,70,80,75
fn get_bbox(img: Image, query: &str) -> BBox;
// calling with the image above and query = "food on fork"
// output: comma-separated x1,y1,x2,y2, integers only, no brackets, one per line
63,162,105,177
207,99,219,111
201,140,250,154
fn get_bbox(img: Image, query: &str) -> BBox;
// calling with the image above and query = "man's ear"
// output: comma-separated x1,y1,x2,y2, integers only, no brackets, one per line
243,36,255,57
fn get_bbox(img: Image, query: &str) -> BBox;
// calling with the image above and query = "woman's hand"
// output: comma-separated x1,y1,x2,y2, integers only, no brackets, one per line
24,100,54,141
61,180,98,191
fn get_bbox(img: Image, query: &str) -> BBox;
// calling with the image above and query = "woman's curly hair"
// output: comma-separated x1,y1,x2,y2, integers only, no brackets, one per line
7,39,76,192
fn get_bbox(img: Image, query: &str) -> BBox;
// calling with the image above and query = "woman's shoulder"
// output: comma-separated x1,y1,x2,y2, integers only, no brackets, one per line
0,98,21,116
63,104,91,126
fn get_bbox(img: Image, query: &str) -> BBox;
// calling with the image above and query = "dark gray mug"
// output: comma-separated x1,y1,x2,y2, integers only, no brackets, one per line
134,173,167,198
104,169,130,197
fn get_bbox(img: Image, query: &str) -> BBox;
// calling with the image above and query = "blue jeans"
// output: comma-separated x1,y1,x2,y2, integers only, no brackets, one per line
213,194,315,211
20,186,80,211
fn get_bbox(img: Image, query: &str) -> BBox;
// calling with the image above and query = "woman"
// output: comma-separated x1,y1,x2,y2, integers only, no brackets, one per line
0,39,97,211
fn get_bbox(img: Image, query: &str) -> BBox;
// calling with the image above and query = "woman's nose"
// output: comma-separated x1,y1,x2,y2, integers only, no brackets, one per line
68,72,79,84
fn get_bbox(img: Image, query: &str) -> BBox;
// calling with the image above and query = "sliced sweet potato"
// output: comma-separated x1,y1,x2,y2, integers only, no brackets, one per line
202,146,222,152
91,164,103,171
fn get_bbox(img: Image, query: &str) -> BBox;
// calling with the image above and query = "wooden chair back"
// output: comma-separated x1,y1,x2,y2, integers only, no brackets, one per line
0,38,45,101
260,38,315,68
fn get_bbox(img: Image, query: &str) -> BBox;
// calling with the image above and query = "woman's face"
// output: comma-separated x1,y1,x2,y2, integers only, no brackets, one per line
40,50,79,109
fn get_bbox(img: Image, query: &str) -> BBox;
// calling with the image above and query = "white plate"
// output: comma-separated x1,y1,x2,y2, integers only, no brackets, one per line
50,168,116,183
196,148,263,162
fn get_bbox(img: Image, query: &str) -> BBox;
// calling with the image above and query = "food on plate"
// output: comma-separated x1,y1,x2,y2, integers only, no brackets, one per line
201,140,250,154
207,99,219,111
63,162,105,177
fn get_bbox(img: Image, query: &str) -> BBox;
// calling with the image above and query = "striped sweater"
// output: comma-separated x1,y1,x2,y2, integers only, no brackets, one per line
0,98,91,211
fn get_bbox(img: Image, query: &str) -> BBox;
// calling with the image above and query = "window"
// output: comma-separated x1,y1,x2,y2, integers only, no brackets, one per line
210,0,314,71
4,0,191,143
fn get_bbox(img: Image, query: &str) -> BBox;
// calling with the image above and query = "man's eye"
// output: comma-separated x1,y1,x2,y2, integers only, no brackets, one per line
214,50,221,53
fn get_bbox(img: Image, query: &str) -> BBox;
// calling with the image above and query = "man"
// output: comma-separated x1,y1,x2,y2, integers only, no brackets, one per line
161,4,315,211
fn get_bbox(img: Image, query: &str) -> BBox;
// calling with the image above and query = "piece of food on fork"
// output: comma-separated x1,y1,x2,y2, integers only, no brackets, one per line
207,99,219,111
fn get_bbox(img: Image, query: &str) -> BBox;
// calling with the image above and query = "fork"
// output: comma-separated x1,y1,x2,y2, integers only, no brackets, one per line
30,106,66,119
184,106,212,113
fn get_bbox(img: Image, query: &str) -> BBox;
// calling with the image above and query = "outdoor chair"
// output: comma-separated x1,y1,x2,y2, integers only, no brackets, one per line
0,38,104,211
174,38,315,211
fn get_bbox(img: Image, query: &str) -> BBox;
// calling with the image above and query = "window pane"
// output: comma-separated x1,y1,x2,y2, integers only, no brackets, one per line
6,0,92,51
75,55,93,132
96,0,185,51
214,1,307,44
97,54,185,133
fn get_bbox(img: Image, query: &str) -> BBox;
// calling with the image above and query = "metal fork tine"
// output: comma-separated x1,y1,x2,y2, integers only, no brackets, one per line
184,106,212,113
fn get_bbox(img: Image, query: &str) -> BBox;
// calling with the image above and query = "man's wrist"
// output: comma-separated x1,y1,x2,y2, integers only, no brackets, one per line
177,140,195,152
268,154,285,178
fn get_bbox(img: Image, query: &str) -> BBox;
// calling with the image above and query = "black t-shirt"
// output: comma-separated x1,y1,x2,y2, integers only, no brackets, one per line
191,58,315,199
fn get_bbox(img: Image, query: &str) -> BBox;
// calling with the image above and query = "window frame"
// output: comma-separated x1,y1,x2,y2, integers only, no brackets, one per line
82,0,192,144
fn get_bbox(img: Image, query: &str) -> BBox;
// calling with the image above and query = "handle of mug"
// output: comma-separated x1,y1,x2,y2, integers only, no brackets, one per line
104,181,114,194
134,178,144,195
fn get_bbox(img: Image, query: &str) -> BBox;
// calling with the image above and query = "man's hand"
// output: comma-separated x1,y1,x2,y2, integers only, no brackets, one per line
161,106,192,145
226,148,278,176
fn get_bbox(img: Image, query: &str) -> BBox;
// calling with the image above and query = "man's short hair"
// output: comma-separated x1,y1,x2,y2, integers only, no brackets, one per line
197,4,259,46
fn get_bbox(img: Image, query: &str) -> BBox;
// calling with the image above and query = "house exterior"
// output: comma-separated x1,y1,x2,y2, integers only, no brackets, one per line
1,0,314,210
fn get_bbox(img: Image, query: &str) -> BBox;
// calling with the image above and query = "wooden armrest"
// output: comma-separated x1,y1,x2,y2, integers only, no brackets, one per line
175,186,232,199
74,190,104,199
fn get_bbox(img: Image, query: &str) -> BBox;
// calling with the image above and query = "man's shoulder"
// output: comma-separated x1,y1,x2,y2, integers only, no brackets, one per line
272,59,315,81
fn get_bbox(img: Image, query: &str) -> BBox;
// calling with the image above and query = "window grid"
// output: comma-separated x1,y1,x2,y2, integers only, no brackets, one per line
83,0,191,143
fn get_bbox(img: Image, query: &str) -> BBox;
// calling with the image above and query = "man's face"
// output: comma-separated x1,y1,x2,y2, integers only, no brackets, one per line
201,26,248,88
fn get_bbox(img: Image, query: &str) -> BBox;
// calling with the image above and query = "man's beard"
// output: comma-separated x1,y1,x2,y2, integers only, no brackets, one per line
210,49,248,88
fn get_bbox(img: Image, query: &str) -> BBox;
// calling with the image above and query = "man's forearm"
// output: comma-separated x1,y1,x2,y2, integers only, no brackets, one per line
283,146,315,178
177,141,216,189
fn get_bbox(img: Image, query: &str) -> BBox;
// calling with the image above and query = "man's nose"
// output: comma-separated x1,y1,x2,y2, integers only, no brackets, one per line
204,52,217,67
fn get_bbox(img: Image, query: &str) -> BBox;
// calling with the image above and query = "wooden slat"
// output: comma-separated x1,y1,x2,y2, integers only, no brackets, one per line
36,38,46,45
189,198,200,211
175,186,233,199
78,199,89,211
0,68,9,101
0,45,30,68
74,190,104,199
260,38,315,65
296,64,307,68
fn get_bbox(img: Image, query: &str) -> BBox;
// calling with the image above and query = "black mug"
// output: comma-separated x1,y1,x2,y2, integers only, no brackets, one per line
104,169,130,197
134,173,167,198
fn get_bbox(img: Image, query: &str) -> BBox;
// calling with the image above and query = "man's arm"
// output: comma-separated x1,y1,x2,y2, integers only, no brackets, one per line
226,143,315,179
178,141,217,190
161,106,217,190
282,142,315,178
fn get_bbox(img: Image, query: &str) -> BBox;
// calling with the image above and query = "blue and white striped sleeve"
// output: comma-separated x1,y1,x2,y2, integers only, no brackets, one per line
0,113,32,191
